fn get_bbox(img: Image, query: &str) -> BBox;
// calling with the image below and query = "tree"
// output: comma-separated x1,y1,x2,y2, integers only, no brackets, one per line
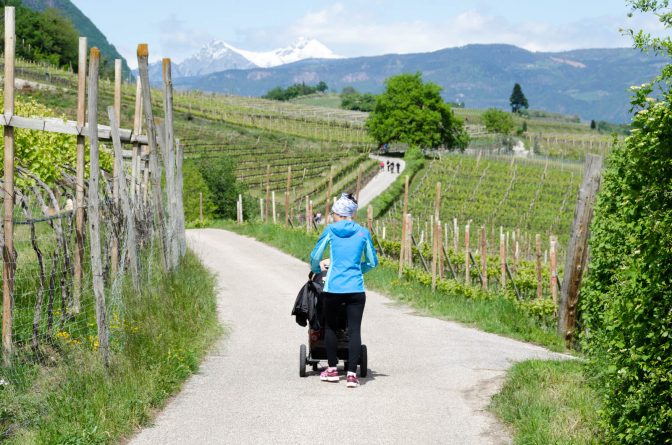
581,2,672,443
509,83,529,113
341,87,377,112
197,158,246,220
316,81,328,93
365,73,469,150
482,108,515,135
590,119,597,130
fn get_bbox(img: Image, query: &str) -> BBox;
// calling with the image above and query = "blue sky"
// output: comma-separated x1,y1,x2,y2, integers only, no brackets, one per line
71,1,666,67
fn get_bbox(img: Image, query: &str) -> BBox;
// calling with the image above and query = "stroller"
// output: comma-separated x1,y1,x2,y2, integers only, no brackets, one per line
298,270,368,378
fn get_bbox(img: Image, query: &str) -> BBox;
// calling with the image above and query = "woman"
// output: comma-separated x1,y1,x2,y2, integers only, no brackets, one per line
310,193,378,388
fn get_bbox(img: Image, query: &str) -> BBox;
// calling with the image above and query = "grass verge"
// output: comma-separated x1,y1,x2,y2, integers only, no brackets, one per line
213,221,565,351
490,360,604,444
2,250,221,444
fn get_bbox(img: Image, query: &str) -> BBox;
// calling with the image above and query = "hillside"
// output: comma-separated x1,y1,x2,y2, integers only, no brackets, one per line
173,44,665,123
22,0,131,76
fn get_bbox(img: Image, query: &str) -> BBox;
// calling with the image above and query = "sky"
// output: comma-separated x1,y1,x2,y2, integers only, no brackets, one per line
71,0,667,68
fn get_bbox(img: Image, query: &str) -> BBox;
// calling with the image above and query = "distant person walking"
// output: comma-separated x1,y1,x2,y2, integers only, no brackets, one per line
379,161,385,172
396,162,400,174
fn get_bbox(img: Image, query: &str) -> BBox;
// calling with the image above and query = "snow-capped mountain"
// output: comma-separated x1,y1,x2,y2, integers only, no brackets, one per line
142,38,340,82
235,37,340,68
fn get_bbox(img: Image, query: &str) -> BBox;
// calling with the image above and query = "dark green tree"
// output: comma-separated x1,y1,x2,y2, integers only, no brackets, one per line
581,1,672,443
0,1,79,69
590,119,597,130
197,158,246,220
365,73,469,150
316,81,328,92
482,108,515,135
509,83,529,113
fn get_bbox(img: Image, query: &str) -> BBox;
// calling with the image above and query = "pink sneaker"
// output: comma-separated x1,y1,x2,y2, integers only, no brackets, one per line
320,367,339,382
346,373,359,388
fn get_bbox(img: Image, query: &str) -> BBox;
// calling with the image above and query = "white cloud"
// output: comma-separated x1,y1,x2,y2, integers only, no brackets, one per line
281,4,668,56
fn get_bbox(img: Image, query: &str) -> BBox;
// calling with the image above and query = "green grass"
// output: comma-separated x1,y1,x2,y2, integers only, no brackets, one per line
490,360,605,444
213,221,565,352
1,250,221,444
290,93,343,109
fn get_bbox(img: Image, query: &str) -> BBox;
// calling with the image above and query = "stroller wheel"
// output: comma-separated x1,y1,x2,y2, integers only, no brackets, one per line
299,344,307,377
312,363,319,372
359,344,368,377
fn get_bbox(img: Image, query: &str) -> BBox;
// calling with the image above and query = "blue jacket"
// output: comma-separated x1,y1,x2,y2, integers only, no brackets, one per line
310,220,378,293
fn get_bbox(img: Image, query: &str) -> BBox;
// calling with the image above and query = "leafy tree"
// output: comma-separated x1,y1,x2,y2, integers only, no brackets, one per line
509,83,529,113
0,1,79,69
316,81,328,93
590,119,597,130
197,158,246,220
341,87,377,112
482,108,515,135
365,73,469,150
262,82,329,101
581,2,672,443
182,162,215,224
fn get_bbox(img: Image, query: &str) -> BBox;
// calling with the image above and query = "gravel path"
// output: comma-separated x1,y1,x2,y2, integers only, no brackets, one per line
356,156,405,208
130,227,568,445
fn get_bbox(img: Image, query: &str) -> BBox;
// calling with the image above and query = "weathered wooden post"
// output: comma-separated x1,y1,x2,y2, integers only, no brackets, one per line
259,198,264,221
406,214,413,267
480,226,488,290
550,236,558,303
285,166,291,227
453,218,459,253
398,175,409,278
162,58,179,268
108,106,139,291
87,47,109,366
73,36,87,315
175,141,186,256
325,166,333,224
431,182,441,291
137,43,169,270
558,154,603,345
199,192,204,223
131,77,142,203
265,165,271,222
110,59,122,276
355,166,363,202
2,6,15,363
272,191,277,224
305,196,310,233
464,224,471,284
536,233,543,299
500,232,507,287
367,205,373,233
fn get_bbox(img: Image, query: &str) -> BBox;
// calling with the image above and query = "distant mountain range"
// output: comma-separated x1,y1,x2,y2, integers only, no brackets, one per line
143,37,339,81
172,44,665,123
22,0,131,76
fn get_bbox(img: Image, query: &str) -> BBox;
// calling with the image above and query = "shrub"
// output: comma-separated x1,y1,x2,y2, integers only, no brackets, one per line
196,157,246,220
581,97,672,444
182,162,215,224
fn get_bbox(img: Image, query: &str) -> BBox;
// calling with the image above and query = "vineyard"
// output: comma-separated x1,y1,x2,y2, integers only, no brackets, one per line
377,152,582,249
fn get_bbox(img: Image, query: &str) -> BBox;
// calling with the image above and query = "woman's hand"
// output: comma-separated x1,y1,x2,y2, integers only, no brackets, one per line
320,259,330,271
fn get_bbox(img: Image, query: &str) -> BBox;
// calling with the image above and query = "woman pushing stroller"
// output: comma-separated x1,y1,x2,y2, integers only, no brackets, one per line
309,193,378,388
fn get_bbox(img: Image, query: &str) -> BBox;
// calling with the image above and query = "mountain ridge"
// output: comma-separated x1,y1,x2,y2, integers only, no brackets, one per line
173,43,664,123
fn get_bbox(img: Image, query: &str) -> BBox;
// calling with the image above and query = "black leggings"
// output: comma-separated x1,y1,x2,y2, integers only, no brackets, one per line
323,292,366,373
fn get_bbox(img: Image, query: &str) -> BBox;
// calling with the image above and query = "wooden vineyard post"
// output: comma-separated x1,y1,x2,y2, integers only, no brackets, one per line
175,141,186,256
559,154,603,345
199,192,204,223
265,165,271,222
285,166,291,227
108,106,139,292
550,236,558,303
137,44,169,270
500,232,506,288
398,175,409,278
464,224,471,285
86,47,109,366
272,191,277,224
131,77,142,204
480,226,488,290
535,234,543,299
367,205,373,233
325,166,333,224
73,36,87,315
355,166,363,202
405,214,413,267
305,196,310,232
453,218,459,253
2,6,15,363
259,198,264,221
431,182,441,291
162,58,179,269
110,59,122,276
